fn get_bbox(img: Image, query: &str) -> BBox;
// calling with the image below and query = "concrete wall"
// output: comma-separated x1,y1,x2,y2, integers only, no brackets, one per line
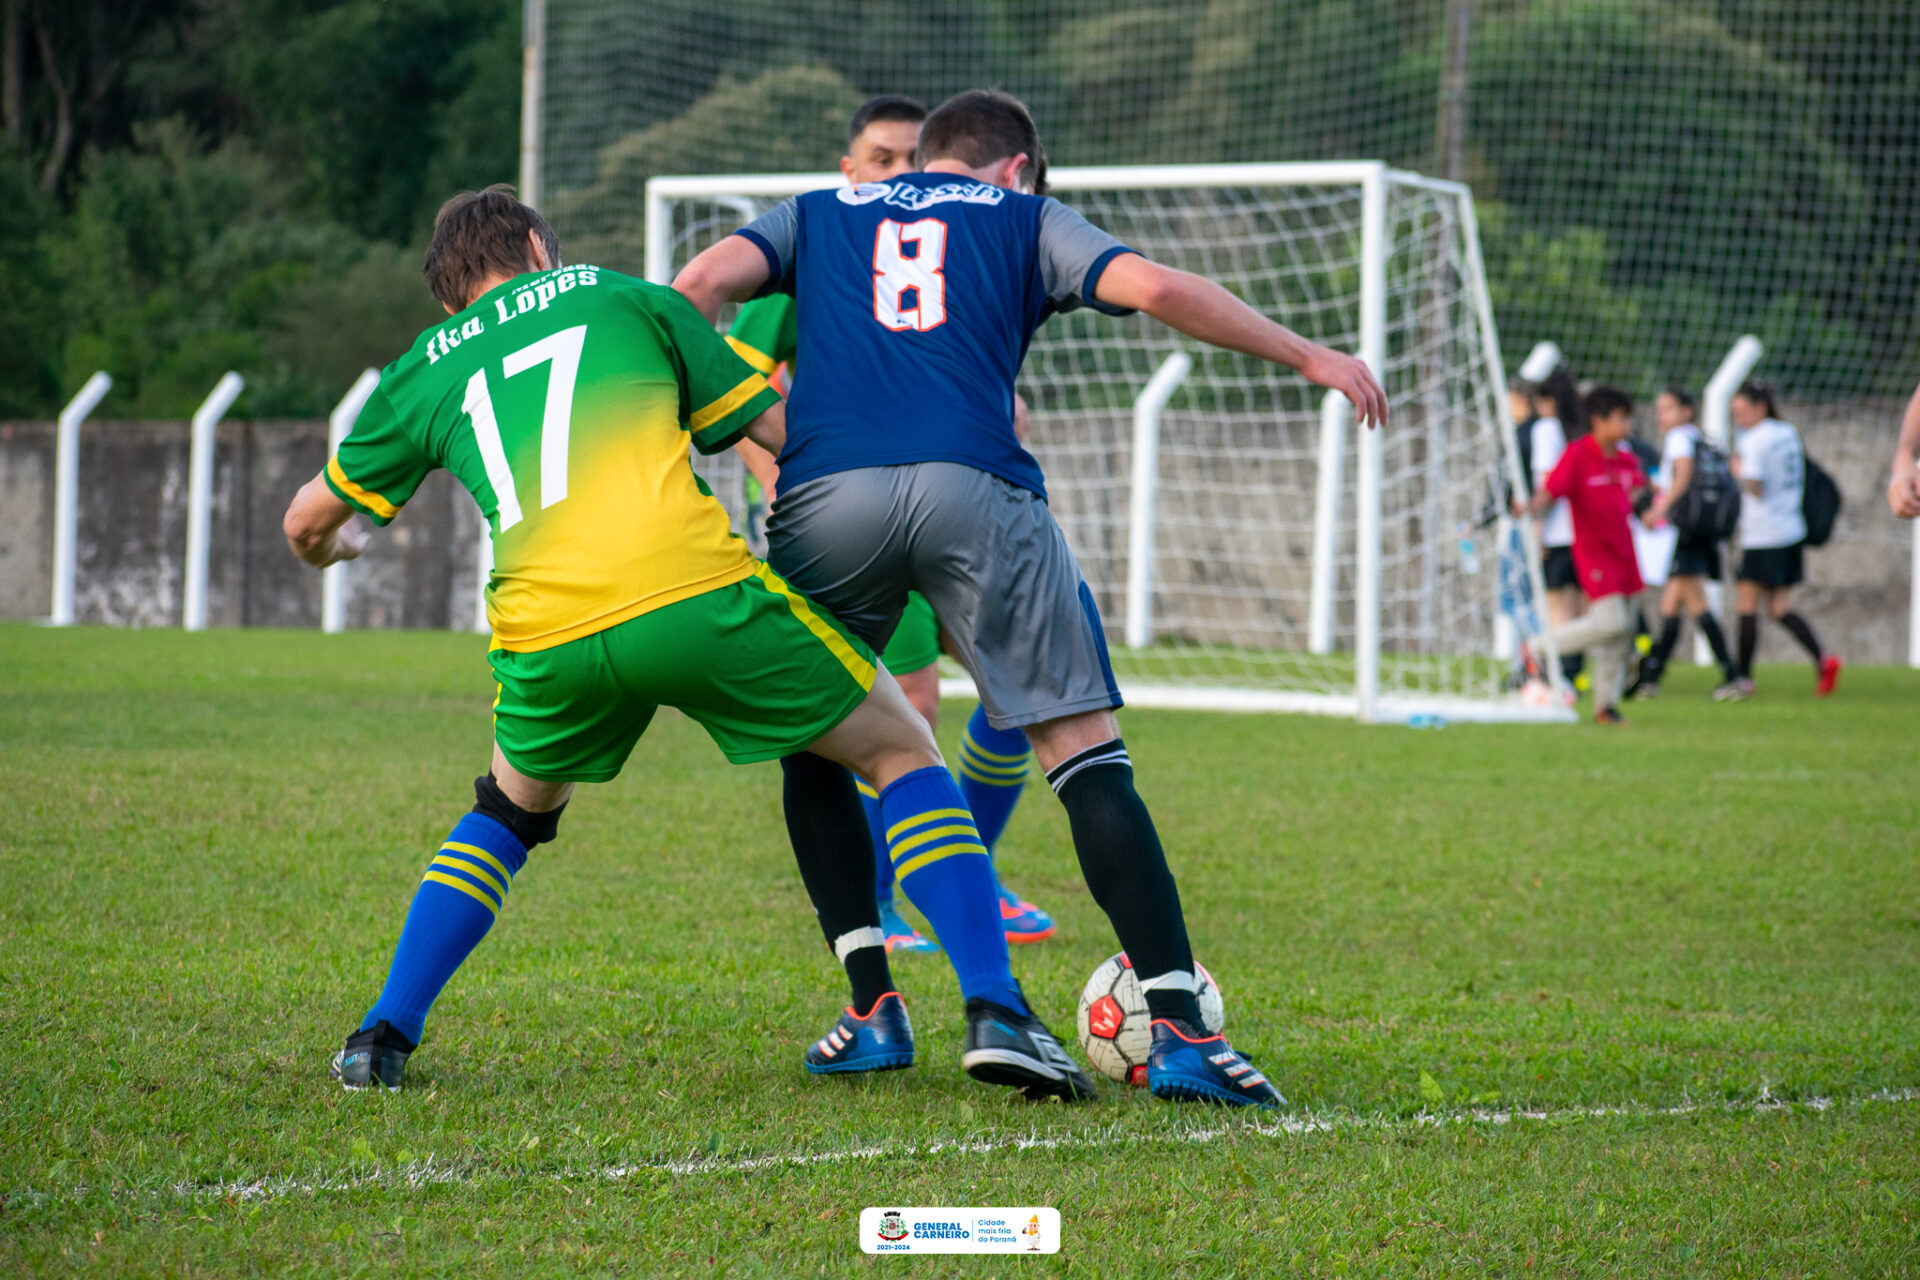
1,399,1911,663
0,419,484,631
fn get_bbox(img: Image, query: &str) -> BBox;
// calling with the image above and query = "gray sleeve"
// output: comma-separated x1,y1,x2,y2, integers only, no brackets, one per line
735,198,799,294
1036,198,1138,316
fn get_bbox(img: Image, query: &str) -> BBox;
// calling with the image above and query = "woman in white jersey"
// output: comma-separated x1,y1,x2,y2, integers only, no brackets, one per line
1730,380,1840,697
1636,387,1741,698
1528,366,1585,685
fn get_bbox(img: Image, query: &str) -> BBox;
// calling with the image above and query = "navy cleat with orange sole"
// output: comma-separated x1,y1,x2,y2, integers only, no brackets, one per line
805,991,916,1075
1146,1018,1283,1108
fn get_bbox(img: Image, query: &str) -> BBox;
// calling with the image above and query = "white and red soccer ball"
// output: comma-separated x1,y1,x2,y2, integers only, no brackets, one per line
1075,952,1225,1086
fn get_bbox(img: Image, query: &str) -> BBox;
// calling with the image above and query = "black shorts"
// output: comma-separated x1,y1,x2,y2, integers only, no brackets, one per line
1738,543,1803,589
1670,536,1721,580
1542,545,1578,591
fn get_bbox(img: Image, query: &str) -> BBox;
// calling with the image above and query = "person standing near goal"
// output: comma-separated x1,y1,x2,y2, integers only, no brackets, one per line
725,94,1055,955
1523,386,1647,724
1635,387,1742,698
1528,366,1588,689
1728,380,1841,697
675,88,1386,1108
1889,380,1920,519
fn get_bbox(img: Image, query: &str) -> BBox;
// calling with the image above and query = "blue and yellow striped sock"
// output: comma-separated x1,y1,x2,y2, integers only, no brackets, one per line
881,766,1024,1013
856,778,895,899
362,812,527,1044
955,705,1030,854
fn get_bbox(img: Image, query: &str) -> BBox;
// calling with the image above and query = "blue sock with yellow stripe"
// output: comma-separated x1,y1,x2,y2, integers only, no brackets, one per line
956,705,1030,853
856,779,895,898
362,813,527,1044
881,767,1025,1013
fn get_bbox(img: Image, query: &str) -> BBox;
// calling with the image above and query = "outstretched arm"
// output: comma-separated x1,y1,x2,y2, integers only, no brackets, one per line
1094,254,1389,428
283,474,371,568
674,236,776,323
1890,381,1920,519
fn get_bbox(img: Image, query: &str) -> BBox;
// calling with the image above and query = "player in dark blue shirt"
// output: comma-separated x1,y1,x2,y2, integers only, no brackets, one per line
679,89,1385,1107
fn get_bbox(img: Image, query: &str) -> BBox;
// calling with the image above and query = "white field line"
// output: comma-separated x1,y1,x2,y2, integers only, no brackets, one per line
14,1087,1917,1208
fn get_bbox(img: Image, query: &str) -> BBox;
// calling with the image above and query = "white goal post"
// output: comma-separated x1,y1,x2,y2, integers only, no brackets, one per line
644,161,1571,724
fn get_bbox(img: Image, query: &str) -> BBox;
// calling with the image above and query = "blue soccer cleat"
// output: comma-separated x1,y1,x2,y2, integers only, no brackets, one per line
877,894,939,954
997,881,1055,944
805,991,916,1075
1146,1019,1283,1108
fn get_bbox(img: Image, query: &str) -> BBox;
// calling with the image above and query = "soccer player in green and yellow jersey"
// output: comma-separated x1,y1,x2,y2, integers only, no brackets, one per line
726,95,1054,953
282,185,1069,1093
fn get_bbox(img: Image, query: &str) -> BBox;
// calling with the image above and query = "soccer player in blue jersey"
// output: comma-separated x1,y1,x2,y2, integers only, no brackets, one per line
677,90,1386,1107
727,95,1053,954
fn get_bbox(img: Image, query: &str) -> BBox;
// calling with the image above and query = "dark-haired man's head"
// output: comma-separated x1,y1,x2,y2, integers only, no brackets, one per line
843,95,926,185
423,183,560,313
1585,385,1634,448
918,89,1047,194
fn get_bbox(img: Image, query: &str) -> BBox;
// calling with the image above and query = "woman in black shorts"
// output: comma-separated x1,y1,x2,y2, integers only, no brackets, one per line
1637,387,1740,697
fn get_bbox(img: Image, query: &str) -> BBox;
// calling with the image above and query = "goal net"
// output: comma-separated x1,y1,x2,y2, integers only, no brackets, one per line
646,164,1570,724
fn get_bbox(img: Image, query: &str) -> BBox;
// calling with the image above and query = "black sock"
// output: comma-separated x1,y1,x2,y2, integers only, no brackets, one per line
1777,611,1824,665
1738,613,1759,677
1560,652,1585,685
780,752,894,1011
1047,741,1203,1027
1696,613,1738,682
1645,615,1682,677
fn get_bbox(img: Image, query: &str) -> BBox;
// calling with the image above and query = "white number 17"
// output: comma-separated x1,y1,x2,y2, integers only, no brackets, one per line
462,324,588,532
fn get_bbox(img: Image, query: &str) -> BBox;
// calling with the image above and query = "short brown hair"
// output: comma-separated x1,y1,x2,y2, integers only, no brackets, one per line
422,184,561,311
919,90,1045,188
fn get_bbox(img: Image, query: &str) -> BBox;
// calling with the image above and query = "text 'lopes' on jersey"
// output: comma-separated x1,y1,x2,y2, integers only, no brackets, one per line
324,266,779,652
735,172,1138,500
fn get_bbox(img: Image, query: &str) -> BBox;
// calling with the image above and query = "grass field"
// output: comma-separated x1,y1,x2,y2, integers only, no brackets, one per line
3,624,1917,1277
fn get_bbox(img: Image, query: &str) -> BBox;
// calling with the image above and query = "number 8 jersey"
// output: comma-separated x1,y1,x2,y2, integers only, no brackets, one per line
325,266,779,652
736,172,1136,500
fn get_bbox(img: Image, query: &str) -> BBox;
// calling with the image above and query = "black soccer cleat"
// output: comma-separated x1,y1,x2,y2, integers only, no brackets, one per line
961,995,1097,1103
330,1020,416,1092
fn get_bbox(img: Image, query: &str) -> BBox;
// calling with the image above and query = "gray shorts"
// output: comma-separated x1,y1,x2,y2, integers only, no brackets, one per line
766,462,1122,730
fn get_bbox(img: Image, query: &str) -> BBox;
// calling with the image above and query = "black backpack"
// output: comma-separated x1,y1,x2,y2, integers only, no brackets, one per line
1802,455,1841,547
1670,438,1741,542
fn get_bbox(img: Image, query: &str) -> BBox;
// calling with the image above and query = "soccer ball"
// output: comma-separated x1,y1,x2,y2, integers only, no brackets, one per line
1075,952,1225,1086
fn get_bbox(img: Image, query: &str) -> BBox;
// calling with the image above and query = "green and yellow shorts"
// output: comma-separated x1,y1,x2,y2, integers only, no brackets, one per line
880,590,941,674
489,565,876,782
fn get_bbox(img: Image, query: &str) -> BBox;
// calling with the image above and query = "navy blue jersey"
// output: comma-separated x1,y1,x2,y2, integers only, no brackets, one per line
736,172,1135,499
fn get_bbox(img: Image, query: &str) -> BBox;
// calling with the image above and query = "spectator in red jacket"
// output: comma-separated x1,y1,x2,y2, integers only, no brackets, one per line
1525,386,1648,723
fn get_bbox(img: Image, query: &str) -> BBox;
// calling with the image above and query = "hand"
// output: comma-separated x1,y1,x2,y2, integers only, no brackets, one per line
331,517,371,563
1301,347,1389,429
1889,458,1920,520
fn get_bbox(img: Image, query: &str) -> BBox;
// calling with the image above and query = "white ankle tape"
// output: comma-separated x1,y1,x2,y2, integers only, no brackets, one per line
833,926,887,961
1137,968,1196,993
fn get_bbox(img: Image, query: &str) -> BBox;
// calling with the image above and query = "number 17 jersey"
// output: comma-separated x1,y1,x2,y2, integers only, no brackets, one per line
736,172,1136,500
325,266,779,652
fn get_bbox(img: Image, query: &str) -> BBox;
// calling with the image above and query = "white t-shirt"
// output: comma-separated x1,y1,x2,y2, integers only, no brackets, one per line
1657,423,1700,492
1530,416,1573,547
1735,418,1807,549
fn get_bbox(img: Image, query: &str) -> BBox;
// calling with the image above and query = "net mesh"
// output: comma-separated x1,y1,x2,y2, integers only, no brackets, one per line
657,172,1540,717
543,1,1918,403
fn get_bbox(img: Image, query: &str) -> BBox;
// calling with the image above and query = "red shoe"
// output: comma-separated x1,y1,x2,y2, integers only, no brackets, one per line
1816,654,1842,697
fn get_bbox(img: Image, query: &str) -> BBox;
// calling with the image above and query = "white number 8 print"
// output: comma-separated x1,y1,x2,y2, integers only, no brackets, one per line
872,218,947,332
